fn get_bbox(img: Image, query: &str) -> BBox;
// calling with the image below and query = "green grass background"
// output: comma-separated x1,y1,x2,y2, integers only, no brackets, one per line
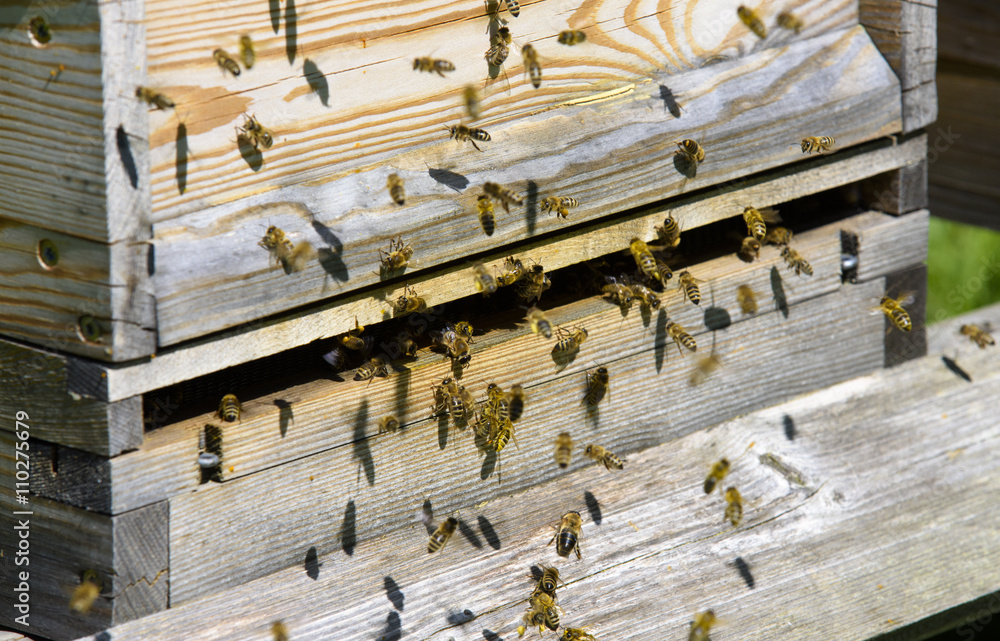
926,216,1000,324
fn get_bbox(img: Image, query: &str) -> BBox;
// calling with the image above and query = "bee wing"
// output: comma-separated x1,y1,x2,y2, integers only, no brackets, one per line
759,207,782,223
895,290,917,306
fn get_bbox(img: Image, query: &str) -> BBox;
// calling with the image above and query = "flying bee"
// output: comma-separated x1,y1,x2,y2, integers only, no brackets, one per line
449,124,491,151
239,113,273,149
629,238,661,282
737,284,758,315
678,271,702,305
502,0,521,17
259,226,315,273
554,432,573,468
553,326,588,355
541,196,578,219
557,30,587,45
724,486,743,526
656,260,674,283
777,11,804,33
391,284,427,317
737,236,761,263
525,306,553,339
800,136,836,154
518,263,551,302
585,444,624,470
675,139,705,165
521,43,542,88
354,355,389,381
742,205,779,241
213,48,241,76
561,629,597,641
689,354,722,386
476,195,496,235
272,621,289,641
69,569,102,614
763,226,793,246
666,321,697,355
473,262,498,296
689,610,718,641
737,5,767,39
583,366,609,406
379,236,413,272
483,181,523,213
781,246,813,276
218,394,242,422
338,316,366,350
879,293,913,332
485,27,512,66
239,34,255,69
386,173,405,205
704,458,730,494
462,84,482,120
427,516,458,553
497,255,527,286
413,57,456,77
960,324,995,348
656,214,681,248
135,86,175,110
549,511,583,559
378,415,401,433
507,384,526,422
629,283,661,312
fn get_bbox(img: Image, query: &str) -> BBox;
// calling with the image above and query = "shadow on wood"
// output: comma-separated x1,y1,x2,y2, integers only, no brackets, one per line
782,414,796,441
478,515,501,550
659,84,682,118
458,519,483,550
427,167,469,192
584,490,602,525
353,401,374,486
284,0,298,64
304,545,321,580
237,135,263,172
116,125,139,188
303,58,330,107
770,266,789,318
383,576,404,611
175,122,188,195
274,399,292,437
341,499,356,556
377,610,401,641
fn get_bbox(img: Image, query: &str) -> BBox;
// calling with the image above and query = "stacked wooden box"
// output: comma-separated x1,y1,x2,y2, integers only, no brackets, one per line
0,0,946,639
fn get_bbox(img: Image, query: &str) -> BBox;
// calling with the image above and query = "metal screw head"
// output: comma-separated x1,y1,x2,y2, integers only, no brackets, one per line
77,315,102,342
37,239,59,268
198,453,220,468
841,254,859,271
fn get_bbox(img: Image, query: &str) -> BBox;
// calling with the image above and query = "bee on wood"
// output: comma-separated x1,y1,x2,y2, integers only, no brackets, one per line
518,263,551,302
629,283,661,312
525,306,553,339
433,323,472,368
554,432,573,468
428,516,458,553
530,591,561,631
476,195,496,236
675,139,706,165
737,5,767,39
777,11,804,33
337,316,366,350
239,113,273,150
602,276,635,314
541,196,578,218
534,565,563,597
763,226,793,246
239,34,255,70
486,383,511,423
800,136,835,154
69,570,101,614
678,271,702,305
553,326,588,356
391,284,427,317
667,321,697,355
724,486,743,526
689,354,722,386
431,377,461,417
449,124,491,151
960,324,995,348
521,43,542,88
585,444,624,470
378,415,400,433
704,458,730,494
629,238,661,282
483,181,523,213
656,260,674,283
379,236,413,272
583,366,609,406
473,262,498,296
218,394,242,422
558,30,587,45
135,86,175,110
781,246,813,277
737,236,761,263
386,173,405,205
213,48,241,77
549,511,583,559
689,610,718,641
272,621,289,641
413,57,456,77
463,84,482,120
451,384,476,423
395,332,419,358
497,255,527,286
28,16,53,45
507,384,526,422
259,226,315,273
455,321,474,341
485,27,512,66
656,214,681,248
561,629,598,641
879,293,913,332
742,205,779,241
737,284,758,315
355,356,389,381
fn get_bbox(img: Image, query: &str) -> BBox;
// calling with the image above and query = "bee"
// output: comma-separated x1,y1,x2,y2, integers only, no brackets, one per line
557,30,587,45
259,226,315,273
521,43,542,88
689,354,722,386
724,486,743,526
135,86,175,110
629,238,661,282
960,324,995,348
737,5,767,39
378,415,400,433
218,394,242,422
704,458,730,494
554,432,573,468
386,173,405,205
737,236,761,263
395,332,419,358
666,321,697,355
763,226,793,246
213,48,241,77
379,236,413,272
781,246,813,277
239,113,273,150
553,326,588,355
529,591,561,631
475,195,496,236
800,136,836,154
525,306,553,339
427,516,458,553
239,34,255,70
689,610,718,641
629,283,661,312
28,16,52,45
455,321,475,341
450,384,476,422
497,255,527,286
483,181,523,213
678,271,701,305
656,260,674,283
518,263,551,302
449,124,491,151
602,276,635,314
549,511,583,559
541,196,578,219
675,139,706,165
391,284,427,317
561,629,597,641
737,284,758,315
743,205,779,241
473,262,498,296
656,214,681,248
879,294,912,332
433,324,472,368
485,27,512,66
585,444,624,470
354,356,389,381
486,383,511,424
463,84,482,120
431,377,462,417
534,565,563,597
502,0,521,17
338,316,366,350
777,11,804,33
413,57,456,77
507,385,526,422
69,570,101,614
583,366,609,406
272,621,289,641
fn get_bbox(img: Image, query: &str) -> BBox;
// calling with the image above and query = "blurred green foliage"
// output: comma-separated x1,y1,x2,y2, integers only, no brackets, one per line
927,216,1000,324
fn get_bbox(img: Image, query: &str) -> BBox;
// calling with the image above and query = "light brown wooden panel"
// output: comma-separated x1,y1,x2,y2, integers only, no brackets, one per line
843,208,928,282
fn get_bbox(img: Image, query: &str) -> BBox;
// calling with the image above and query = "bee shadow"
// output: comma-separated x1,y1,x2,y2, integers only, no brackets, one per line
304,545,321,580
237,135,264,172
478,515,501,550
457,519,484,549
317,247,349,282
175,122,188,195
303,58,330,106
428,167,470,192
437,414,450,450
116,125,139,188
672,152,697,179
654,308,668,373
770,266,789,318
274,399,293,437
447,609,475,626
341,499,357,556
482,630,502,641
782,413,797,441
384,576,405,611
703,306,731,331
550,346,580,372
585,402,600,430
658,84,682,118
480,449,497,481
353,401,375,486
268,0,281,33
284,0,298,64
421,499,435,535
731,556,756,589
941,355,972,383
584,490,602,525
525,180,539,236
378,611,402,641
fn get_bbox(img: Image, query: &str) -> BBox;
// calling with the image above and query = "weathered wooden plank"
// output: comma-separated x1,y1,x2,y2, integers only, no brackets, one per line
861,158,928,215
841,208,929,282
938,0,1000,71
70,341,1000,641
928,299,1000,357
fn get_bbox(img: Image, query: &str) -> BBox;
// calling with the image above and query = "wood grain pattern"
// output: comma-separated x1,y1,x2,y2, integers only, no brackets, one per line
69,342,1000,641
842,208,929,283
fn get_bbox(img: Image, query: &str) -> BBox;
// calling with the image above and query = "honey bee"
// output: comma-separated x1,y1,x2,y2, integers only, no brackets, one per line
737,5,767,39
449,124,491,151
675,139,706,165
239,113,274,150
433,324,472,368
878,294,912,332
473,262,498,296
455,321,474,341
503,0,521,17
557,30,587,45
553,326,588,355
476,195,496,236
525,306,553,339
585,444,624,470
391,284,427,317
213,48,241,77
602,276,635,314
355,355,389,381
338,316,366,350
259,226,315,273
69,570,101,614
737,284,758,315
395,332,419,358
463,84,482,120
413,57,456,76
379,236,413,272
534,565,563,597
777,11,804,33
497,255,527,286
451,384,476,423
541,196,578,218
781,246,813,277
485,27,512,66
521,43,542,88
656,214,681,248
378,415,401,433
483,181,524,213
549,511,583,559
666,321,697,355
218,393,242,422
518,263,552,302
583,366,609,406
960,324,995,348
800,136,836,154
737,236,761,263
703,458,730,494
529,591,561,631
629,283,661,312
135,86,175,110
724,486,743,526
678,271,701,305
763,226,793,246
428,516,458,553
554,432,573,468
689,610,718,641
239,34,255,70
629,238,661,282
561,629,597,641
272,621,289,641
486,383,511,424
742,205,779,241
656,260,674,283
507,384,526,422
689,354,722,386
432,377,466,418
386,173,405,205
